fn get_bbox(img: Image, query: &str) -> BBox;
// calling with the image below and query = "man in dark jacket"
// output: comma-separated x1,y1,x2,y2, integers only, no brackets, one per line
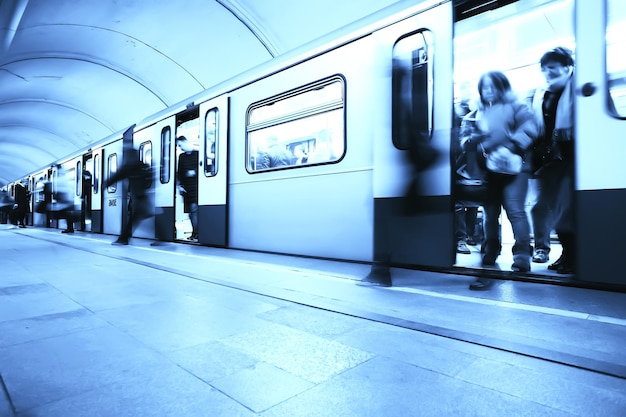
14,181,30,228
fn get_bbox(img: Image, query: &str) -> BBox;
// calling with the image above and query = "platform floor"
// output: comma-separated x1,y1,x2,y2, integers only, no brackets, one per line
1,225,626,416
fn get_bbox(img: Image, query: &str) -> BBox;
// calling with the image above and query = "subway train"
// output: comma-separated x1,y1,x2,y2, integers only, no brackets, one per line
4,0,626,289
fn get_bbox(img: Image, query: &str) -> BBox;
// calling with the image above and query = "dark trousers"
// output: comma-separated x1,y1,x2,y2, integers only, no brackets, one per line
455,203,478,242
119,196,151,241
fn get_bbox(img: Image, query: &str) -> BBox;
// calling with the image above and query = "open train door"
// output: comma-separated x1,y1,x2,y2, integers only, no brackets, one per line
369,2,454,281
197,95,228,246
153,116,176,241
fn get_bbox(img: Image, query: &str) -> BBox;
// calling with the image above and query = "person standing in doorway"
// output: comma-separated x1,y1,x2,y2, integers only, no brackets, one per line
14,180,30,228
530,47,576,274
176,136,199,241
460,71,538,290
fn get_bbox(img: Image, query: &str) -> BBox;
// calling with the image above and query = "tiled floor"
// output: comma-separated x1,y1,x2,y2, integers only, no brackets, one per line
1,225,625,416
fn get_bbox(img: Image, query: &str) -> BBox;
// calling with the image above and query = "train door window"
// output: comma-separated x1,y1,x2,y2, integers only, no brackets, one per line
607,0,626,117
93,153,101,194
176,111,200,153
107,154,118,193
204,108,217,176
139,141,153,187
453,0,574,274
391,30,433,150
246,77,345,172
160,126,171,184
75,160,82,197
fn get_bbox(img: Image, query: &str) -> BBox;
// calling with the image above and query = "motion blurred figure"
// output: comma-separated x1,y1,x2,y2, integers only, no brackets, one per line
530,47,576,274
106,143,153,245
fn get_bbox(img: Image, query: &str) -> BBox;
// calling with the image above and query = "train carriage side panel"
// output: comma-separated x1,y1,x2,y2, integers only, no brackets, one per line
228,39,377,262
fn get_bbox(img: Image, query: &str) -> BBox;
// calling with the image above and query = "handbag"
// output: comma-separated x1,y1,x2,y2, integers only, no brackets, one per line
455,178,489,204
454,149,489,204
483,145,522,175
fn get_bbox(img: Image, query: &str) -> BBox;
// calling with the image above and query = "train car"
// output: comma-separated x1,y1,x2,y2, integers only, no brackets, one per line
9,0,626,290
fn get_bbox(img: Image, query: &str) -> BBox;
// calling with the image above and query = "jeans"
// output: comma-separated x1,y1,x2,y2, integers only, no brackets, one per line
531,158,575,256
483,171,531,257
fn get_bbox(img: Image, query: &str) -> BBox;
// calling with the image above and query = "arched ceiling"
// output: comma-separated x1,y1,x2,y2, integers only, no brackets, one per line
0,0,405,186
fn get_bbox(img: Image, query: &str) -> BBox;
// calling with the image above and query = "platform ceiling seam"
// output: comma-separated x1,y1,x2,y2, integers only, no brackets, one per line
0,99,116,136
0,122,90,148
1,54,180,108
5,23,206,89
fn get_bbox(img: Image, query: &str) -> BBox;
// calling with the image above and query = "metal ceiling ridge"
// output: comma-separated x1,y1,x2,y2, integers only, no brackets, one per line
215,0,282,57
0,0,28,54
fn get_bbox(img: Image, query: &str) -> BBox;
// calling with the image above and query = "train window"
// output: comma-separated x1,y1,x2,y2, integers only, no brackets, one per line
392,30,433,150
246,77,345,172
107,154,118,193
204,108,217,176
607,0,626,117
139,141,153,188
160,126,171,184
93,154,100,194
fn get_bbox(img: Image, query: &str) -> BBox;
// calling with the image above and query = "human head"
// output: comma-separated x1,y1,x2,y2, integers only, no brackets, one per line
540,47,574,91
176,136,193,152
477,71,512,105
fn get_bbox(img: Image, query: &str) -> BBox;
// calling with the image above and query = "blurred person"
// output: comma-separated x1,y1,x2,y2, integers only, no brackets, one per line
176,136,199,240
255,135,295,169
0,189,15,224
459,71,538,290
106,143,153,245
48,165,77,233
530,47,576,274
454,88,482,254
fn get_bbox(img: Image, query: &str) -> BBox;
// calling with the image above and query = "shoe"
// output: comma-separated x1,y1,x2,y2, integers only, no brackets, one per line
548,255,566,271
532,249,549,263
457,240,471,254
469,278,493,291
512,255,531,272
112,239,129,245
482,253,497,266
466,237,477,246
19,224,26,228
61,229,74,234
557,263,574,274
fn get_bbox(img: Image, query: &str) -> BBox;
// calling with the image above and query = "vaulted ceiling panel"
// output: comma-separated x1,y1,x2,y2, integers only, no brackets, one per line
0,0,405,186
